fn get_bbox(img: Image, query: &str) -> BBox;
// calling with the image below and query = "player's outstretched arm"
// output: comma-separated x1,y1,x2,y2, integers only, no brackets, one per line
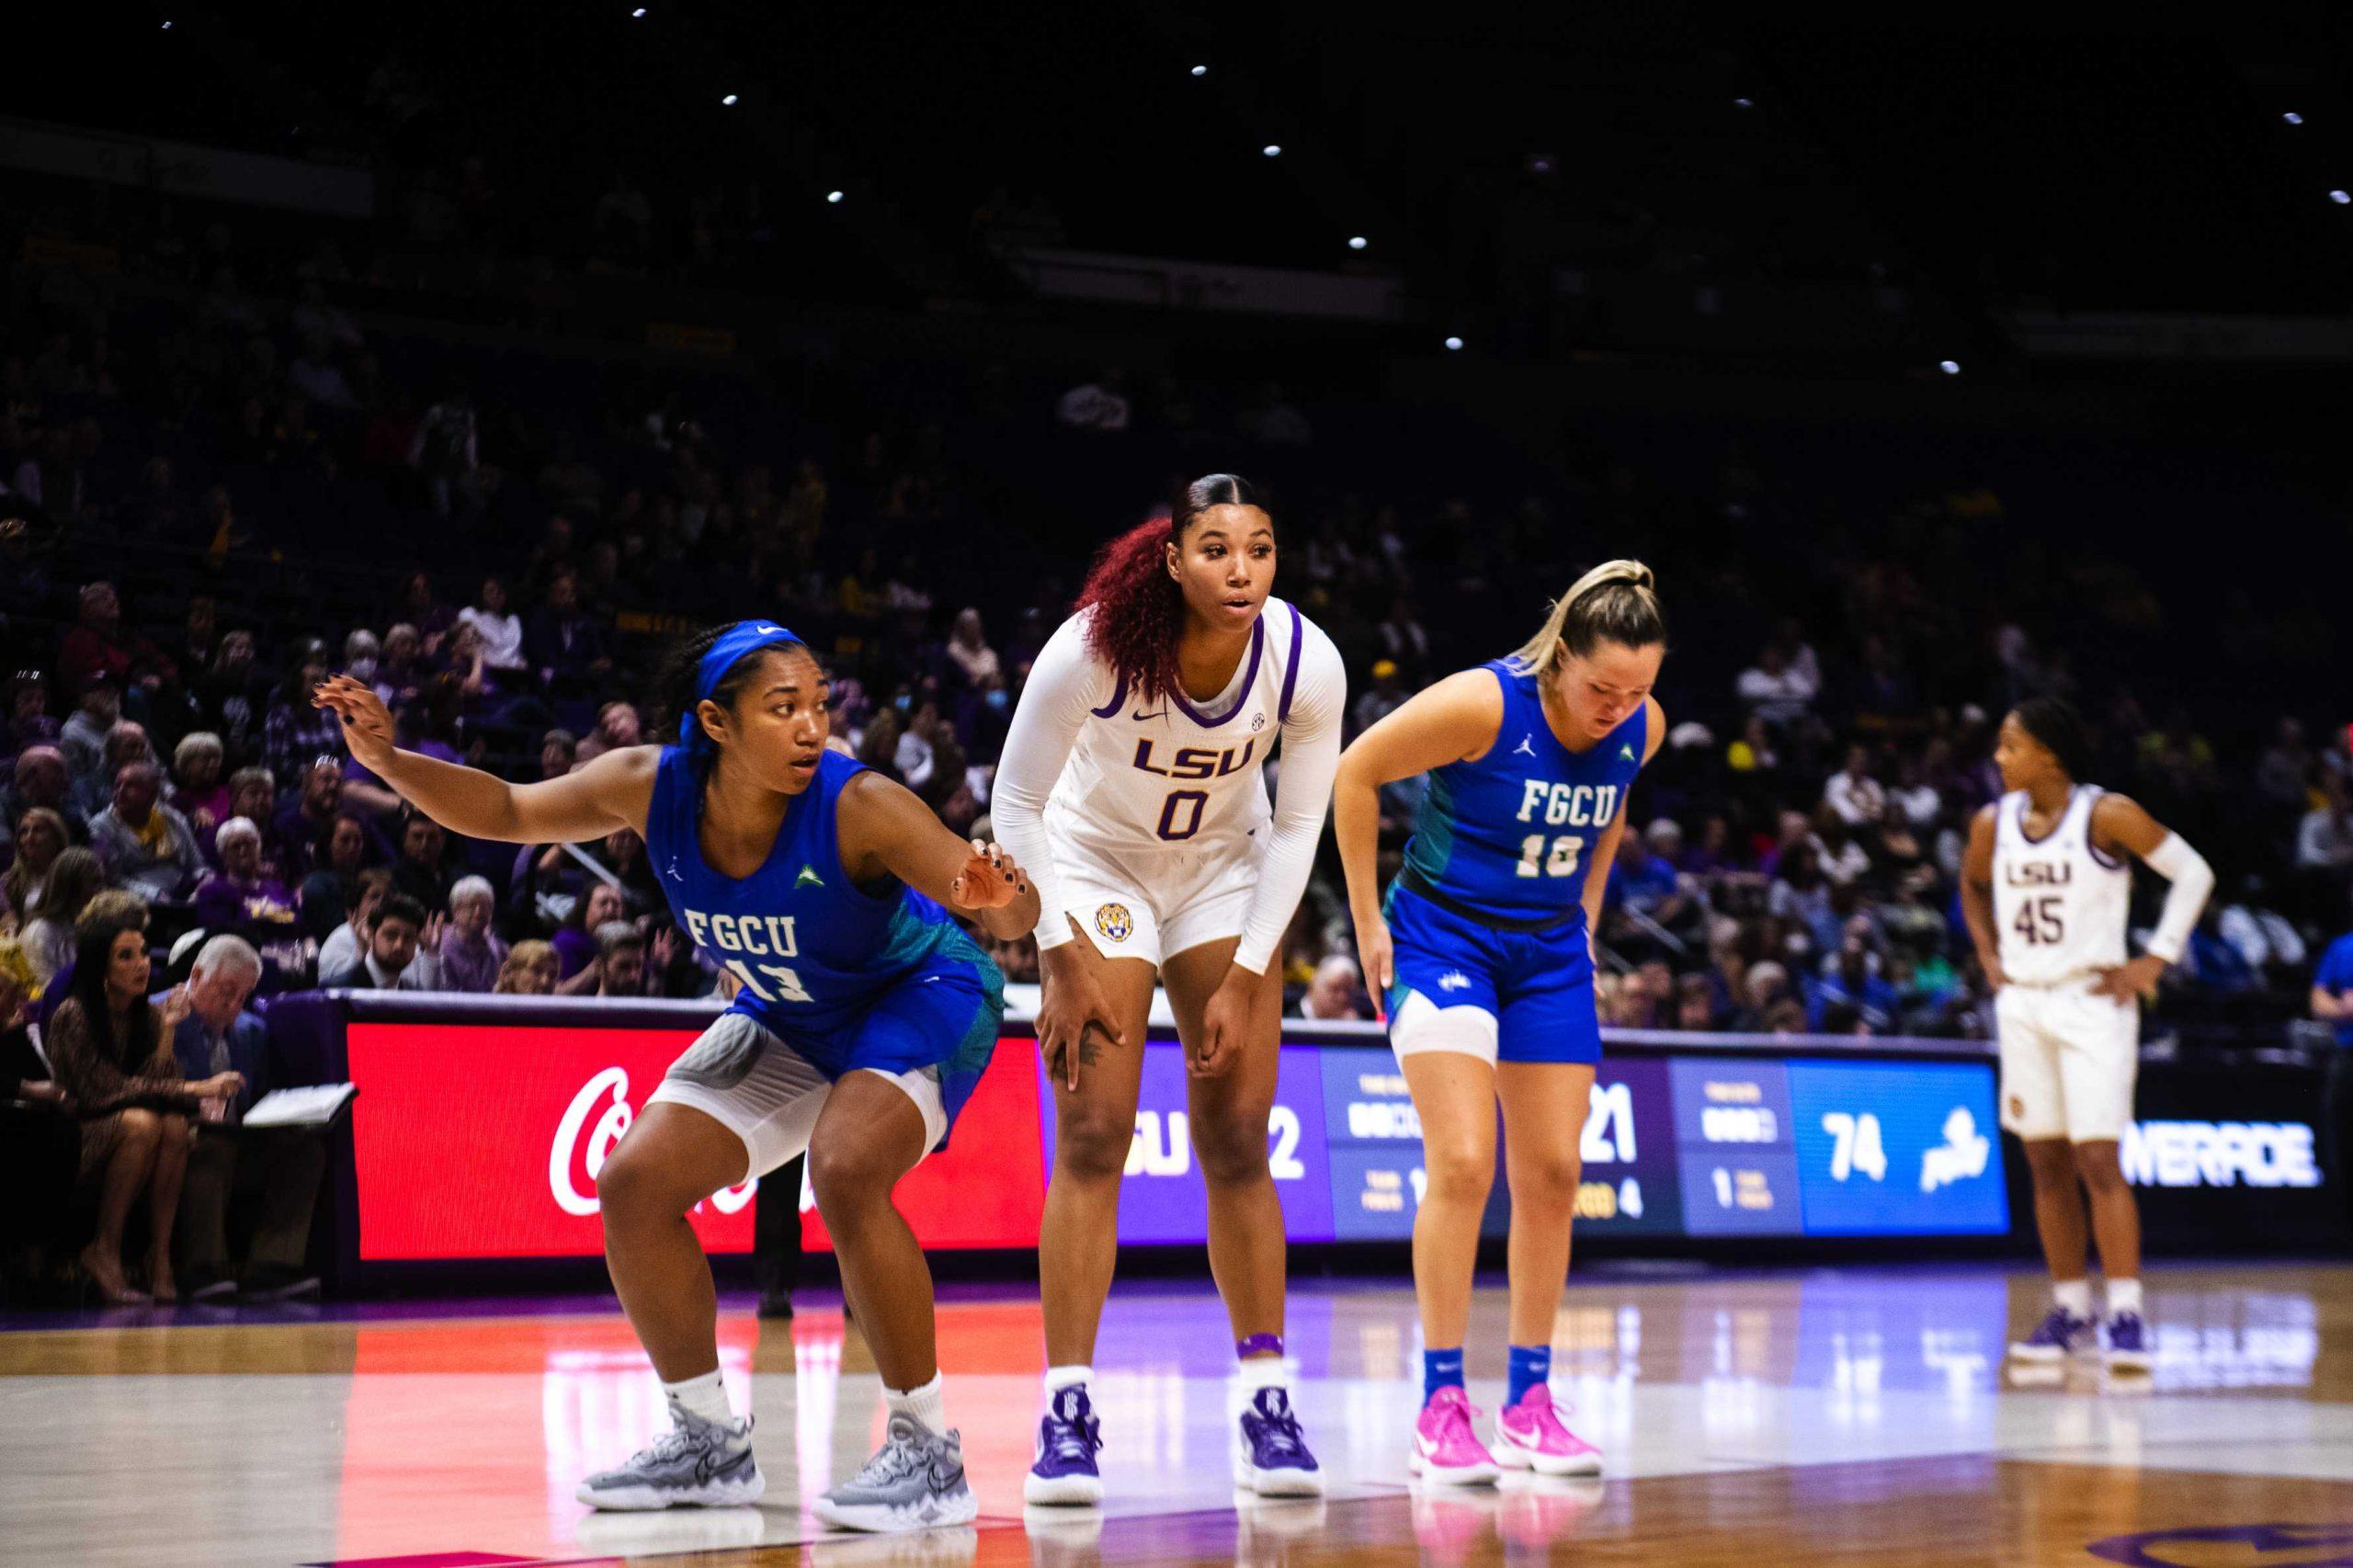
838,769,1040,940
313,675,652,845
2090,792,2214,1002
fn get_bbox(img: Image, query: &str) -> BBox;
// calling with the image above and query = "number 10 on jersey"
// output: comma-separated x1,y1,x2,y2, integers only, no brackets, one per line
1516,834,1584,879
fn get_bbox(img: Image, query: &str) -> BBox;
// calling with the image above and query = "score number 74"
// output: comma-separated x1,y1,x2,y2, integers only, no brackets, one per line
1821,1112,1888,1183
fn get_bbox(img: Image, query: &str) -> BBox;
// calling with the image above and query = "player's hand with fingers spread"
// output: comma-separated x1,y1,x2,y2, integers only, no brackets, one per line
1037,941,1126,1093
949,838,1027,912
2091,954,2165,1006
1190,968,1254,1078
313,675,399,774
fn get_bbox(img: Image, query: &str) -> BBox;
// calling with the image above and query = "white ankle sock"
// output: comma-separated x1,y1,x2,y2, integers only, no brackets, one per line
2052,1279,2094,1318
2106,1278,2143,1316
887,1372,947,1435
1238,1356,1289,1392
1045,1363,1092,1393
663,1369,734,1427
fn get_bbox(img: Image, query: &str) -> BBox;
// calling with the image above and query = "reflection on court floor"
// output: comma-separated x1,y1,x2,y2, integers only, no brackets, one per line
1,1262,2347,1567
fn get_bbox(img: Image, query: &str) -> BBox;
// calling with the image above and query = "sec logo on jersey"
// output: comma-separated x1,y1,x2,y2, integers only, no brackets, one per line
1095,903,1134,943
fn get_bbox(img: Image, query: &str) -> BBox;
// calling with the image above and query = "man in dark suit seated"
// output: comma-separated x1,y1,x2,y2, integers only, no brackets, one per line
318,892,432,992
165,934,329,1302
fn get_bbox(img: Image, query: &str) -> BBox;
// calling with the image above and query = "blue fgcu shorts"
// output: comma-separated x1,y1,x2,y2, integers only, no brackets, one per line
1381,882,1601,1065
647,955,1004,1180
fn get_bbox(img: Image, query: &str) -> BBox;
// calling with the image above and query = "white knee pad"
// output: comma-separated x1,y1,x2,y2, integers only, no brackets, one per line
1389,990,1500,1065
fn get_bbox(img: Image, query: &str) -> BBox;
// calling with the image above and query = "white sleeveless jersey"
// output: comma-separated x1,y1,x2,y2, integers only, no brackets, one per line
1045,597,1324,854
1993,785,2131,984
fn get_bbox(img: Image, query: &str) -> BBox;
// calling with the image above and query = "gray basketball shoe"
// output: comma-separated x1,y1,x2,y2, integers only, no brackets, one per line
576,1409,765,1511
815,1414,980,1533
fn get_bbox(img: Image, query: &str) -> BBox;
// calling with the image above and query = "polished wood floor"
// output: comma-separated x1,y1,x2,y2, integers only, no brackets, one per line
3,1263,2347,1566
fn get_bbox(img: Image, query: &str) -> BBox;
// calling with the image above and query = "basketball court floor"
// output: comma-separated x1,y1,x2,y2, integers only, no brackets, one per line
4,1261,2348,1566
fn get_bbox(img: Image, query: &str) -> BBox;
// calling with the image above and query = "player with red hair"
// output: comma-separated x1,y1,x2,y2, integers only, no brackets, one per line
992,472,1347,1506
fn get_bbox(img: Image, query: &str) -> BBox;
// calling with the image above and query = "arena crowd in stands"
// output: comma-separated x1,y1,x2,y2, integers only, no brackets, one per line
2,200,2350,1051
4,162,2352,1306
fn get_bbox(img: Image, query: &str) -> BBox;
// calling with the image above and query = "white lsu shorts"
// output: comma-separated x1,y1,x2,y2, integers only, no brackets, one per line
1051,823,1256,969
1994,979,2140,1144
645,1013,949,1184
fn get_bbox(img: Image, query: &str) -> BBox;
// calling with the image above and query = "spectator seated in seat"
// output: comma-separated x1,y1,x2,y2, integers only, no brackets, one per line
166,934,327,1302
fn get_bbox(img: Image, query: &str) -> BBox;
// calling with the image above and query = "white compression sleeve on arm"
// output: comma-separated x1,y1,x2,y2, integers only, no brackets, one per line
2140,831,2214,965
988,615,1103,951
1231,625,1347,976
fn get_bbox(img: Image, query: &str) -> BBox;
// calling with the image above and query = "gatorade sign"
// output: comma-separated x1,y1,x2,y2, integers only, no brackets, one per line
2121,1120,2321,1189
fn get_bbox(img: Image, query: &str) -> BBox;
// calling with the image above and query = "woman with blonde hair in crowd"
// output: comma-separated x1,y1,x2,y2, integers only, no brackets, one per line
3,806,70,928
494,938,560,995
170,732,233,841
19,846,105,987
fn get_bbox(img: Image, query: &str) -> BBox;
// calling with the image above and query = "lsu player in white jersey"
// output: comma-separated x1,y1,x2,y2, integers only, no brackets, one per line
992,472,1346,1506
1961,698,2212,1370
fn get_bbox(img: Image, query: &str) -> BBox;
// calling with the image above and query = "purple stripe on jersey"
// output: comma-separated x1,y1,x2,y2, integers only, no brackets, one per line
1090,670,1130,720
1276,603,1304,724
1172,616,1266,727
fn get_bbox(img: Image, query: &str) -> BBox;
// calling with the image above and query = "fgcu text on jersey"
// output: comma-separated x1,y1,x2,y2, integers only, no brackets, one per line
1397,659,1646,924
644,746,986,1038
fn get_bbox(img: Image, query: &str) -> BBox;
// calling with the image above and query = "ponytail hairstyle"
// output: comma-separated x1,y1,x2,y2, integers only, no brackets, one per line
1075,472,1267,705
2010,697,2091,782
654,621,812,771
1507,559,1666,677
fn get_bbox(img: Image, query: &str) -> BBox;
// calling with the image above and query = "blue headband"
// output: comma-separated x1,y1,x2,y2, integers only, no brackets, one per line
678,620,801,754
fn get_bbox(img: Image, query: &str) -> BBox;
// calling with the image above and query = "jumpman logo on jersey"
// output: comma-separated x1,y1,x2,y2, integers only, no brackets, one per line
795,864,824,890
664,856,685,883
1620,743,1637,761
1513,734,1536,757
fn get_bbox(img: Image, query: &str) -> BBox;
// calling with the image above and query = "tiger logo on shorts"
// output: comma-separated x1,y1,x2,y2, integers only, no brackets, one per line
1095,903,1134,943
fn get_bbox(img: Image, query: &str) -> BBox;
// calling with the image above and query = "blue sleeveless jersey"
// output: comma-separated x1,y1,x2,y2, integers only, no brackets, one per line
645,746,1001,1103
1397,661,1647,926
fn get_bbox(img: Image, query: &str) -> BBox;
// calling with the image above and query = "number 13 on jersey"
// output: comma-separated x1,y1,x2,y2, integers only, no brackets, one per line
722,960,813,1004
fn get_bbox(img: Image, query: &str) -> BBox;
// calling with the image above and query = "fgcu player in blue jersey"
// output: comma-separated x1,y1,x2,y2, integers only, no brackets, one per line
1334,561,1666,1485
314,621,1038,1534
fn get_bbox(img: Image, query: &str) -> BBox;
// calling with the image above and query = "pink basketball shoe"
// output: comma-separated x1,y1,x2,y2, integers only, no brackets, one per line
1492,1385,1602,1477
1407,1387,1500,1486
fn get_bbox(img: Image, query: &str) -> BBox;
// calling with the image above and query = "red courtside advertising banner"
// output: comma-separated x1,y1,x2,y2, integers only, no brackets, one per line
344,1021,1046,1260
